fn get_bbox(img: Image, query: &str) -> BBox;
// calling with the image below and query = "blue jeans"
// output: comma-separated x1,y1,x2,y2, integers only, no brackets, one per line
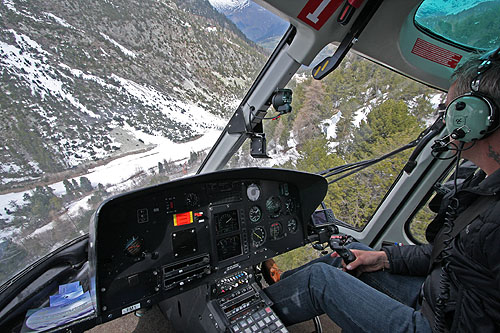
264,243,432,332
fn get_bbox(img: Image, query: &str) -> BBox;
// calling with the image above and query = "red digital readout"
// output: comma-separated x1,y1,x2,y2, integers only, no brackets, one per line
174,211,193,226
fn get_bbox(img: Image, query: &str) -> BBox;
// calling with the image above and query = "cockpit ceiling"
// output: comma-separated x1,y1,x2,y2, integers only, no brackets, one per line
254,0,480,91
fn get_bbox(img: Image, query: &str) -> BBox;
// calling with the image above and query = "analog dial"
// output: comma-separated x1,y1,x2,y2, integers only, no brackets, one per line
124,236,143,257
252,226,266,247
265,196,281,217
247,183,261,201
216,212,236,234
287,218,298,233
285,198,295,214
269,222,283,240
185,192,199,208
249,205,262,223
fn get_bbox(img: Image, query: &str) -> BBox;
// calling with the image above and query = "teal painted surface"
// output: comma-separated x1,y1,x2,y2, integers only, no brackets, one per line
415,0,500,50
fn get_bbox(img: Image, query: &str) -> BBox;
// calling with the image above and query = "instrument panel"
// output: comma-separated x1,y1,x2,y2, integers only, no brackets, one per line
89,168,327,322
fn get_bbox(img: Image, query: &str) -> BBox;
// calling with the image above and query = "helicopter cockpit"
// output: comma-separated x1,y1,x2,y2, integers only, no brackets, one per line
1,0,499,332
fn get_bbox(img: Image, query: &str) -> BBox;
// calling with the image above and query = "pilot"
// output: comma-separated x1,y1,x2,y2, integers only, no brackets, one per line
263,53,500,332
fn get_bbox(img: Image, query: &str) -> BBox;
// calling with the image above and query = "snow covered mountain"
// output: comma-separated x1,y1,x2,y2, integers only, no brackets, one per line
208,0,251,12
0,0,266,191
208,0,288,49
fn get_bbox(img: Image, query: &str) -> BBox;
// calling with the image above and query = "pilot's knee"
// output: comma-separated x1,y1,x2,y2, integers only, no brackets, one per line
308,262,341,282
307,263,348,296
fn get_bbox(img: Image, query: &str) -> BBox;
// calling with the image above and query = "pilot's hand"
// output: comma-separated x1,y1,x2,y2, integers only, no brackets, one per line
331,250,389,275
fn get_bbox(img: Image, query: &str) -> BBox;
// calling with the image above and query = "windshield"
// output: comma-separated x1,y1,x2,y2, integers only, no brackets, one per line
415,0,500,50
229,52,443,229
0,0,449,288
0,0,267,287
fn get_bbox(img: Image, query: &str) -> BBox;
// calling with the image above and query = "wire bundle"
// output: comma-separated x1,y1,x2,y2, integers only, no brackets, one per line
318,142,416,184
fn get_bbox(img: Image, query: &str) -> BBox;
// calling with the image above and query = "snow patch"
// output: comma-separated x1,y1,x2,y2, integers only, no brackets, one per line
3,0,43,22
353,105,371,127
293,73,308,84
322,111,342,139
110,74,225,134
100,32,136,58
67,195,92,217
0,30,99,118
44,12,75,29
31,221,55,236
0,225,21,241
59,63,113,89
3,0,19,13
430,93,446,109
0,163,21,173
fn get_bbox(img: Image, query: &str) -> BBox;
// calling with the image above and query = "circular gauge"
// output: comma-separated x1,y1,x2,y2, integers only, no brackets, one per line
249,205,262,223
185,192,199,208
285,198,295,214
251,226,266,247
269,222,283,240
265,196,281,217
216,212,237,234
247,183,261,201
287,218,298,233
124,236,143,257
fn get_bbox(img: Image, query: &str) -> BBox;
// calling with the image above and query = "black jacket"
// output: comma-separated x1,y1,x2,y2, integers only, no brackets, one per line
383,168,500,332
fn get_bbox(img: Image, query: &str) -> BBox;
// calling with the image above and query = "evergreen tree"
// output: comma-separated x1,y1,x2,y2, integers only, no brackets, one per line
79,177,93,192
351,99,422,158
71,179,80,191
63,179,75,199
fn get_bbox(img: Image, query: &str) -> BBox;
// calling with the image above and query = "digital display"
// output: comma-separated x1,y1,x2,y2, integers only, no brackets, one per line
310,209,335,227
214,210,239,235
216,235,242,261
174,211,193,226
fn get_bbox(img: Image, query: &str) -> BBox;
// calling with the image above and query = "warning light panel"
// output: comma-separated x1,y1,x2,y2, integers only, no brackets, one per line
166,197,176,214
174,211,193,226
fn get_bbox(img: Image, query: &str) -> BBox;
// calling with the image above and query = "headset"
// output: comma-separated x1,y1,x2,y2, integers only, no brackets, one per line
445,48,500,143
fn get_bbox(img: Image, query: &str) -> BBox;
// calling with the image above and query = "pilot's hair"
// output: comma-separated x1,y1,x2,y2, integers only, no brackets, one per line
451,56,500,104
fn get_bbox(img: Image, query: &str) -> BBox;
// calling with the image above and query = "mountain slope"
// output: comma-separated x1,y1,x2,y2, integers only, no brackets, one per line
0,0,266,190
208,0,288,49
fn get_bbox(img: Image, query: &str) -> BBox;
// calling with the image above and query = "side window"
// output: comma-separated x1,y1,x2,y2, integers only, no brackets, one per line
408,195,438,244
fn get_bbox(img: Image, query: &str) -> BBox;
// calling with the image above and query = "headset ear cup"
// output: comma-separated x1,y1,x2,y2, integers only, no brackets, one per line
445,94,495,142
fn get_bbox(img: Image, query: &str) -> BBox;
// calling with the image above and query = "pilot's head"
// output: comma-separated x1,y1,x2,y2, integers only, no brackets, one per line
444,52,500,174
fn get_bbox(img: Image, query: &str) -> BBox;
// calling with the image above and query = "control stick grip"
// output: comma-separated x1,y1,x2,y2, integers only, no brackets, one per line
330,240,356,264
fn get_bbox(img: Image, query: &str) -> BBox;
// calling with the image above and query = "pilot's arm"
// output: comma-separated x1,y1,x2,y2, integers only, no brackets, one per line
332,243,433,275
382,243,433,276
